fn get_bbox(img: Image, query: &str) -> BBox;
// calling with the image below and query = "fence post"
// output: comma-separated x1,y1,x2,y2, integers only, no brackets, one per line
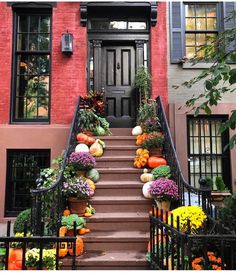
199,178,211,213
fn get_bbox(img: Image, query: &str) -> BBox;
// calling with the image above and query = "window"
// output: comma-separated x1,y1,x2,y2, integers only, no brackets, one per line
89,19,147,30
187,116,231,190
185,4,218,58
5,149,50,216
12,11,51,122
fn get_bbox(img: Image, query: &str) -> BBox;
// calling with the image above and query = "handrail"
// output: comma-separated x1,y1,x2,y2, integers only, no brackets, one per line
31,96,81,235
156,96,212,212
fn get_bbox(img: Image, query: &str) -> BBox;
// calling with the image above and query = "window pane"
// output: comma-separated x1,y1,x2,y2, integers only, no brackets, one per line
40,16,50,33
196,33,206,46
28,55,39,75
38,76,49,96
207,18,217,30
185,4,195,17
38,55,50,74
196,5,206,17
30,15,40,32
17,34,28,50
186,18,195,30
38,97,49,117
128,22,146,29
186,34,195,46
26,97,37,118
38,34,50,50
26,77,38,96
18,15,28,32
206,5,217,17
196,18,206,30
110,21,127,29
186,47,195,58
206,33,216,45
29,34,38,51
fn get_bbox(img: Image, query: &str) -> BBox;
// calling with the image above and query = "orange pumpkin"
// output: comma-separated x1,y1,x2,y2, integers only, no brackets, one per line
63,209,71,216
58,242,68,258
147,156,167,169
133,148,149,168
59,226,68,237
78,228,87,235
8,248,23,270
68,237,84,256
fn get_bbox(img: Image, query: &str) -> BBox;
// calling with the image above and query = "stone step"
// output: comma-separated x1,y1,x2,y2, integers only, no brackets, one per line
95,180,143,196
95,135,136,146
82,230,149,252
95,156,134,168
61,250,149,270
102,145,137,157
85,212,150,231
90,196,152,213
110,128,133,136
97,167,142,181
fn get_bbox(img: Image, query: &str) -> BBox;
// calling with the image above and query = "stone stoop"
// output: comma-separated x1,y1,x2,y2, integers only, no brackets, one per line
62,128,152,270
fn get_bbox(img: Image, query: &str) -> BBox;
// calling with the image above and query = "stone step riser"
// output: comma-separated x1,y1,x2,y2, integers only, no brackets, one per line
102,139,136,146
86,221,150,232
92,203,151,213
84,241,148,252
61,265,149,270
110,128,133,136
99,172,140,181
95,187,142,196
103,149,136,157
96,160,134,168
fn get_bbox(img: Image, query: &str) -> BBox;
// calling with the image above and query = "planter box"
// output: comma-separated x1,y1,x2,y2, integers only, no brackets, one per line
211,191,231,207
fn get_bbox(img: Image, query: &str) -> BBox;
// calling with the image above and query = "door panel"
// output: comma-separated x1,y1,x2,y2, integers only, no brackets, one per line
102,45,136,128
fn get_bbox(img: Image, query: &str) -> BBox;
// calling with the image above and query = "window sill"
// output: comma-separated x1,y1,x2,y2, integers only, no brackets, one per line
182,62,214,69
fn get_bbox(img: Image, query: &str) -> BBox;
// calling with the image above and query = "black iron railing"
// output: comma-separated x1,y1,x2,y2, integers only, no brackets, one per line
31,97,81,236
156,96,212,213
0,221,77,270
149,205,236,270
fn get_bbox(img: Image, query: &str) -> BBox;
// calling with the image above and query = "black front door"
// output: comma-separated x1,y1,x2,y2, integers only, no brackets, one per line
102,44,136,128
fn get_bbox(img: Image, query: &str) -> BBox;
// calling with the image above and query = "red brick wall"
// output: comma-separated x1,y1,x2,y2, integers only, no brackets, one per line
51,2,87,124
151,2,168,108
0,3,12,124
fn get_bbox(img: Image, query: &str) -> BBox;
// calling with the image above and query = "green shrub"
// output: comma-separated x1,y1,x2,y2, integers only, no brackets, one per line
205,177,214,189
215,176,226,191
151,165,171,179
13,209,31,234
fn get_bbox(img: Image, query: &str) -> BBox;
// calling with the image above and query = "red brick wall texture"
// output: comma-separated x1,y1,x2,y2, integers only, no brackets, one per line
0,2,167,124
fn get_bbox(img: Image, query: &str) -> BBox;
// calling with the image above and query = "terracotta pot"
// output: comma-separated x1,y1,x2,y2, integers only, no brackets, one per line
68,197,88,216
149,147,163,156
155,200,171,212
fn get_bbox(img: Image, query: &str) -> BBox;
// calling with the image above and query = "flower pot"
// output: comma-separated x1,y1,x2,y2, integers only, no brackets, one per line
211,191,231,207
155,200,171,212
149,147,163,156
68,197,88,216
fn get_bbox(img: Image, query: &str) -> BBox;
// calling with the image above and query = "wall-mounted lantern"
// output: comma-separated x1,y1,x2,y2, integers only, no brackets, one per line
62,31,73,55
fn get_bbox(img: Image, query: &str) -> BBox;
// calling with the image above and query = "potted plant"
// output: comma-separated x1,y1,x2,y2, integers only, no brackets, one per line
61,214,86,236
67,152,96,171
141,132,164,156
148,178,179,211
169,205,207,234
141,116,161,134
63,177,93,215
211,176,231,207
25,248,56,270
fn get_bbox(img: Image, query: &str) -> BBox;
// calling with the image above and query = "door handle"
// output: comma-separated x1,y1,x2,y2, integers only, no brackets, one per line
117,62,120,70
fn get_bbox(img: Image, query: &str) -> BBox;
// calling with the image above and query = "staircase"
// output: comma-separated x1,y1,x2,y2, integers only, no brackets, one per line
63,128,151,270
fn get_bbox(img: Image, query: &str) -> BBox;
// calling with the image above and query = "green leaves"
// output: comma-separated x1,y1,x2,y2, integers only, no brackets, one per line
229,68,236,85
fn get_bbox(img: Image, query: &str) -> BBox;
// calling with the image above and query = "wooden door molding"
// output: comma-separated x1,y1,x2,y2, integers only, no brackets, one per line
92,40,102,91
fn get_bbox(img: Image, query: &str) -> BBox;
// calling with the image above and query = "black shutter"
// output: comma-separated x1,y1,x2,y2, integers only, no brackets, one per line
170,1,184,63
223,2,236,56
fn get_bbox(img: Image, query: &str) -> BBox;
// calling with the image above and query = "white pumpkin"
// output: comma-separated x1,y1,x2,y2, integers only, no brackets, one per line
132,126,142,136
75,143,89,153
142,181,153,199
140,168,154,183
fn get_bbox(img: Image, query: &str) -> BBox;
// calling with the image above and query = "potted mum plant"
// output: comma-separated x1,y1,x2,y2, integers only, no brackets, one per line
149,178,179,211
25,248,56,270
63,177,93,215
141,132,164,156
67,152,96,171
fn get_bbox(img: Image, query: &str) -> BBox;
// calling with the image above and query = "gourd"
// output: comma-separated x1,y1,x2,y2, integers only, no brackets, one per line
68,237,84,256
142,181,153,199
63,209,71,216
147,156,167,169
59,226,68,237
77,133,96,146
90,140,104,157
133,149,149,169
132,126,142,136
86,169,100,183
86,179,96,191
75,143,89,153
140,169,154,183
136,133,148,146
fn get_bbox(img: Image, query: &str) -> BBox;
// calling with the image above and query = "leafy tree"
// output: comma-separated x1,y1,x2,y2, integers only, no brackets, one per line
181,12,236,149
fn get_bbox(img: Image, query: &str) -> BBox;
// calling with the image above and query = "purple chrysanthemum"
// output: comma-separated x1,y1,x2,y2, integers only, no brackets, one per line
68,152,96,170
148,178,179,201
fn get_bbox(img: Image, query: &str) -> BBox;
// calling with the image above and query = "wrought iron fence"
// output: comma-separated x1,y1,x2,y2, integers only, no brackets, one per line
0,221,77,270
31,97,81,236
149,205,236,270
156,96,212,213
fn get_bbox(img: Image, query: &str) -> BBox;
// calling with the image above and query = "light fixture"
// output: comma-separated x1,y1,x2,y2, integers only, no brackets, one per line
61,31,73,55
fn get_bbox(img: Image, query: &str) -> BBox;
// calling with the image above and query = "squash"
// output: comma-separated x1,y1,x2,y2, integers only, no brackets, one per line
142,181,153,199
84,212,93,217
140,169,154,183
58,242,68,258
133,148,149,169
136,133,148,146
147,156,167,169
90,140,103,157
77,133,95,146
132,126,142,136
63,209,71,216
86,179,96,191
59,226,68,237
75,143,89,153
86,169,100,183
68,237,84,256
